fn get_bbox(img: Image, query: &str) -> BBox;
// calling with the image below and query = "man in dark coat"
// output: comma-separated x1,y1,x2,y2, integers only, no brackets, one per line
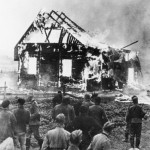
52,95,76,127
73,98,82,116
126,95,148,149
52,91,63,108
88,96,108,129
66,105,101,150
13,98,30,150
122,103,132,143
82,93,94,108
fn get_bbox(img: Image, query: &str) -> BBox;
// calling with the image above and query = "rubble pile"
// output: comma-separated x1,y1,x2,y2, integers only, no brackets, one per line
102,101,129,126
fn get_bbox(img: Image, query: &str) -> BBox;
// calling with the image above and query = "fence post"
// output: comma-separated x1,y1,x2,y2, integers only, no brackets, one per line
4,82,7,100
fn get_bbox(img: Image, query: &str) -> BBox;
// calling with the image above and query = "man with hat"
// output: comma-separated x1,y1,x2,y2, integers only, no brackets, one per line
13,98,30,150
87,121,115,150
41,113,70,150
0,100,17,145
52,95,75,127
126,95,148,149
26,96,43,150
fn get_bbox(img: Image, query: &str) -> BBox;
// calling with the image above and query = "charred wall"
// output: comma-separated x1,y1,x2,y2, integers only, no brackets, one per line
18,43,91,89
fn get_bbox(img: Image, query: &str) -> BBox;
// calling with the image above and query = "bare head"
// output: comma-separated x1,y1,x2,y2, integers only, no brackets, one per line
84,93,91,101
132,95,138,104
79,105,88,115
55,113,65,125
17,98,25,106
94,97,101,105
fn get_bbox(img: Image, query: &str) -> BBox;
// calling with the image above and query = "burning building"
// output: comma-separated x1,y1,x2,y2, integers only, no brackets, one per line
14,9,141,91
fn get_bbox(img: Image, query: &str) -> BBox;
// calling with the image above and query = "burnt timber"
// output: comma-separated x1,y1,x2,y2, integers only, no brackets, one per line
14,9,141,91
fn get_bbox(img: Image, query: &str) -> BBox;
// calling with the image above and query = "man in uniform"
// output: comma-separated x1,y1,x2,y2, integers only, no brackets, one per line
126,95,148,149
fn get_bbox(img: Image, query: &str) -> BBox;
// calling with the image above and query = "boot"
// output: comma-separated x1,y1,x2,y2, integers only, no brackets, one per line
135,138,140,149
130,137,134,148
26,138,31,150
38,139,43,150
122,133,129,142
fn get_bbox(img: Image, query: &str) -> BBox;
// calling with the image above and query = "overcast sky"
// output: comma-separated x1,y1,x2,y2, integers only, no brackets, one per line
0,0,150,60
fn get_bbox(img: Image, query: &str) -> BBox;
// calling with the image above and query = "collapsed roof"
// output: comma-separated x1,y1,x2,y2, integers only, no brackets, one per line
14,9,109,61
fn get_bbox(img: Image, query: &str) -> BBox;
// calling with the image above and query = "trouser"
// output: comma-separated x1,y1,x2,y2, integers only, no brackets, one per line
17,133,26,150
26,125,43,150
124,122,130,140
130,123,142,148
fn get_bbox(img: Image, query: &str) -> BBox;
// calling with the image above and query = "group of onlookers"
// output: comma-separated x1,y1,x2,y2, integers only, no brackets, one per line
0,96,43,150
0,92,149,150
49,92,112,150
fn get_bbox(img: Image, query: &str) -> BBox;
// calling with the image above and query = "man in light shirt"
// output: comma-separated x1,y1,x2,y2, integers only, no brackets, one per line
41,113,70,150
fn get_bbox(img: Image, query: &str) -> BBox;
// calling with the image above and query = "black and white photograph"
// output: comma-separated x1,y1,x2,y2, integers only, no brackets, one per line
0,0,150,150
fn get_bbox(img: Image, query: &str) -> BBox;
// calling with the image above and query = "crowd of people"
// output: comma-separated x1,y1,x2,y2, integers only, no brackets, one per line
0,91,149,150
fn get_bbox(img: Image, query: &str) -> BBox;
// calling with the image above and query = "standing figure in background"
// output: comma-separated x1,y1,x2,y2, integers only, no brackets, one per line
88,97,108,130
82,93,94,109
13,98,30,150
0,100,17,148
52,95,76,127
52,90,63,108
91,92,98,102
73,98,82,116
26,96,43,150
126,96,148,149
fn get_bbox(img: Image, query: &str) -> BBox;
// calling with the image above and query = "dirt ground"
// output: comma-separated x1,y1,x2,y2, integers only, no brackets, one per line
12,96,150,150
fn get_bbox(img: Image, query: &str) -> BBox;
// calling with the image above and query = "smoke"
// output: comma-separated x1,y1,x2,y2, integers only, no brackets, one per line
41,0,150,86
50,0,150,58
81,0,150,52
0,72,18,89
41,73,51,86
53,0,150,85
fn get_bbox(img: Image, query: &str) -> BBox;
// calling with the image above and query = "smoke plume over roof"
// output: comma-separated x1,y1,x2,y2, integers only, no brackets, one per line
55,0,150,85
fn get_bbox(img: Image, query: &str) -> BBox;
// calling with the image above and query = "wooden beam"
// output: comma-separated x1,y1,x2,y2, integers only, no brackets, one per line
51,11,77,32
61,12,85,32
